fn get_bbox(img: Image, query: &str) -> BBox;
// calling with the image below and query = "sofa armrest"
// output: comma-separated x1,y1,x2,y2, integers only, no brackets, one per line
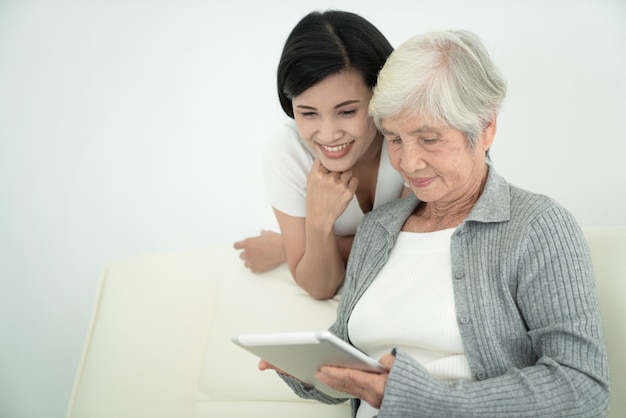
66,247,222,418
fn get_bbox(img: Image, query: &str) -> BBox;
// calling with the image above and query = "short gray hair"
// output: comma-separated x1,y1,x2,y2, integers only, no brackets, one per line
369,30,507,148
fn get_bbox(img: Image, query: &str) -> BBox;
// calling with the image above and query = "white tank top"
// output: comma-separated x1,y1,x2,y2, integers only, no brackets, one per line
348,228,472,417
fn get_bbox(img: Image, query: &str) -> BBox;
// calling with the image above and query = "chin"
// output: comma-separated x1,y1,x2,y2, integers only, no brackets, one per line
320,158,353,173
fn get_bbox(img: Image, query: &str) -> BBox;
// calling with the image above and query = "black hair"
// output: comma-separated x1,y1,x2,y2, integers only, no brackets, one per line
277,10,393,118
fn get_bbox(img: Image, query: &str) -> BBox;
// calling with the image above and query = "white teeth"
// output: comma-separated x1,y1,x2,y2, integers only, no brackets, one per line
321,142,351,152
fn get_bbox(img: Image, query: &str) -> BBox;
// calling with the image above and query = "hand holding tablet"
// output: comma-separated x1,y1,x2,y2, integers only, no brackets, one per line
232,330,386,398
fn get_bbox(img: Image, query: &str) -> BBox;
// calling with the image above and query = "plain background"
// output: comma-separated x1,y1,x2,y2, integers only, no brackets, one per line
1,0,625,417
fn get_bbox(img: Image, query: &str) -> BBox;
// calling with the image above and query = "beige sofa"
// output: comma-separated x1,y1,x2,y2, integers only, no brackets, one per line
66,227,625,418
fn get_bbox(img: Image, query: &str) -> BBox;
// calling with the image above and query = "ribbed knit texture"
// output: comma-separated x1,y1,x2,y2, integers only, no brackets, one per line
279,165,610,417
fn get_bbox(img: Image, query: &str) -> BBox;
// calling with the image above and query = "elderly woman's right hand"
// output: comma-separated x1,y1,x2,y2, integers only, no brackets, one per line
315,353,395,408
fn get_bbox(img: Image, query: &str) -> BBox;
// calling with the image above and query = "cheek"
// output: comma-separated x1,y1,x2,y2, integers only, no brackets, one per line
387,146,402,170
354,113,376,136
295,119,314,140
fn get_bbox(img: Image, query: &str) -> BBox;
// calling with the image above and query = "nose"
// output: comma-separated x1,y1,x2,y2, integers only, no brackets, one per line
398,142,428,174
316,118,342,143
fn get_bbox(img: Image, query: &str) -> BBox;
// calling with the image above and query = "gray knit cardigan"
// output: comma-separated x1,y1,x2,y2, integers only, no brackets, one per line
281,165,610,417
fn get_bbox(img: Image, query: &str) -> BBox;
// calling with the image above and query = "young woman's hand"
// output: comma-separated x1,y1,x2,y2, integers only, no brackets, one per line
305,159,359,229
234,230,286,273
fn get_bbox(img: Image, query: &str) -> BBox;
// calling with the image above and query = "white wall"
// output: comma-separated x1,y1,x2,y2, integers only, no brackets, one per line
0,0,624,417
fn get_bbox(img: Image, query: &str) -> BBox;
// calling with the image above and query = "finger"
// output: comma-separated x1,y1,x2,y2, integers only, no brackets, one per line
314,158,331,173
339,170,353,182
379,353,396,370
259,360,292,377
239,251,246,260
317,367,368,398
259,360,275,371
312,158,324,172
233,240,243,249
347,176,359,193
319,366,387,408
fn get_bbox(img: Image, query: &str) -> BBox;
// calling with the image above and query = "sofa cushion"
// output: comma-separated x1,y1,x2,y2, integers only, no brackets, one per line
194,247,350,417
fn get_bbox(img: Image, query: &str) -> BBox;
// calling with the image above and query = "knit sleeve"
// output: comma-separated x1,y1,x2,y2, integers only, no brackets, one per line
276,372,349,405
378,203,610,417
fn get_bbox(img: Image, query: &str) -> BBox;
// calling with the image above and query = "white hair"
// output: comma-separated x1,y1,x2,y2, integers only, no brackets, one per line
369,30,507,147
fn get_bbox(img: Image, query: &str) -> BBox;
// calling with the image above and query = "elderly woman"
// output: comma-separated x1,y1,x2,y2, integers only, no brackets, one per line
262,30,610,417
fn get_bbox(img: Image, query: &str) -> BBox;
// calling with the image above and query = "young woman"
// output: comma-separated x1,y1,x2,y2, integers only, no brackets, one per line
234,11,408,299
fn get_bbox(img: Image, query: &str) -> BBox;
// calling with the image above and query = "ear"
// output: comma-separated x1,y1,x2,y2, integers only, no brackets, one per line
480,114,497,152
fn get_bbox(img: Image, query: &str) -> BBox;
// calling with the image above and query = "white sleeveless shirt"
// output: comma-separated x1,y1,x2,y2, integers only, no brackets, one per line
348,228,472,417
263,122,405,236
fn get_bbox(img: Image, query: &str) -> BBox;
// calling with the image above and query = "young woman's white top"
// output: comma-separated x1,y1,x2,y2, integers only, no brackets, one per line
263,122,405,236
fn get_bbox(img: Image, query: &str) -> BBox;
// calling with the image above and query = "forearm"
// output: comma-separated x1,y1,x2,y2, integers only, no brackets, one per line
277,372,347,405
335,235,354,266
381,350,609,417
294,223,346,300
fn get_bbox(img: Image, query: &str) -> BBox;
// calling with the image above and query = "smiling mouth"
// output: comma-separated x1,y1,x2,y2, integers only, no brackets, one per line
409,177,435,187
319,141,354,153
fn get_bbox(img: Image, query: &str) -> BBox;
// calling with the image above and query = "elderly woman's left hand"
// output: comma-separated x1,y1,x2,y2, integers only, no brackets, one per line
315,353,395,408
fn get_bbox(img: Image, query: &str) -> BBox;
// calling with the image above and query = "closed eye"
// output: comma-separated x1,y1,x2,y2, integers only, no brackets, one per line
421,137,437,144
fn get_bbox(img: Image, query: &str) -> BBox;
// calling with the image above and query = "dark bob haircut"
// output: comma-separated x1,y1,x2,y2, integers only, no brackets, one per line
277,10,393,118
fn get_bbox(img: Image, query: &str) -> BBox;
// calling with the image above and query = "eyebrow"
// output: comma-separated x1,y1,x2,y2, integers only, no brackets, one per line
381,125,438,136
410,125,438,135
295,100,360,111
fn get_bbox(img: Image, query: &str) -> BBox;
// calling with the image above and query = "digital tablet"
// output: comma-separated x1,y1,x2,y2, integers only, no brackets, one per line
231,330,386,398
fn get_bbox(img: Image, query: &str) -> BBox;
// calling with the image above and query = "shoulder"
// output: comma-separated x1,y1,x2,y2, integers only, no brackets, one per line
463,167,585,252
470,176,585,255
265,121,310,155
359,195,419,234
471,165,575,227
263,121,314,174
507,184,576,227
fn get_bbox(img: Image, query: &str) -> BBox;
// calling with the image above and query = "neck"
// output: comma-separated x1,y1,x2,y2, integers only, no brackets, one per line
352,133,382,174
409,164,489,232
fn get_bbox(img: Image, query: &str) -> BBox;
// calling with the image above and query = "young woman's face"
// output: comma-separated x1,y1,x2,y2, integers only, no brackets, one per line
292,70,379,172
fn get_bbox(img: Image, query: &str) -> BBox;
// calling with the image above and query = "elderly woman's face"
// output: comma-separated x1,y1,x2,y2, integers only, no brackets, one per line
381,113,495,207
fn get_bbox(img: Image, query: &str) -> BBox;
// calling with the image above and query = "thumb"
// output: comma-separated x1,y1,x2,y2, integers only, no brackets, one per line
379,353,396,370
